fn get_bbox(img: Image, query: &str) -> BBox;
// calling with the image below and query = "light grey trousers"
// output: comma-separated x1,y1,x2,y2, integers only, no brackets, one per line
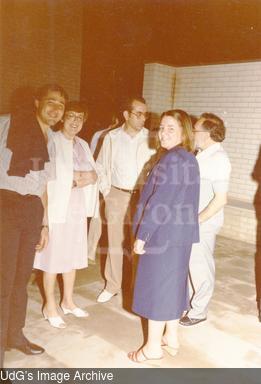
188,231,217,319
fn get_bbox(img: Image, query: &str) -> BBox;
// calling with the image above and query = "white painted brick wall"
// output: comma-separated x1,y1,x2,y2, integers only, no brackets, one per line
143,63,176,128
220,205,256,244
174,62,261,204
143,61,261,244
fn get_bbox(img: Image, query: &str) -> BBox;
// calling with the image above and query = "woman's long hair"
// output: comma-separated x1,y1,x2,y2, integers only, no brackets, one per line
160,109,194,152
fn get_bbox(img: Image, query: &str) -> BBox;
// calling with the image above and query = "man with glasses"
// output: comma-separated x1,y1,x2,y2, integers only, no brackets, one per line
96,96,156,303
180,113,231,326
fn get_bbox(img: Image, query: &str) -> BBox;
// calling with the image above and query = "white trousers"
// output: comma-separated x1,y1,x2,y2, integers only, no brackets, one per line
188,231,217,319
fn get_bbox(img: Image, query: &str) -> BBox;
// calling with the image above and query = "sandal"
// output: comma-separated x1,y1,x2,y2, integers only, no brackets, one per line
128,347,163,363
161,337,179,357
162,344,179,357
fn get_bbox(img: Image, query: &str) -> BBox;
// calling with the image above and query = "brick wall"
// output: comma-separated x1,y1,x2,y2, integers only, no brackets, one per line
221,203,256,244
174,62,261,204
1,0,83,113
143,61,261,244
143,63,176,129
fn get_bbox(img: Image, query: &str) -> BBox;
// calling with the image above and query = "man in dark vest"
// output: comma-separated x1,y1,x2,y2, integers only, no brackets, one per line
0,84,67,367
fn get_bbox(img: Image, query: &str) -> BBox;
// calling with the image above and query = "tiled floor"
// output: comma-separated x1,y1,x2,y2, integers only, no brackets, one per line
4,236,261,368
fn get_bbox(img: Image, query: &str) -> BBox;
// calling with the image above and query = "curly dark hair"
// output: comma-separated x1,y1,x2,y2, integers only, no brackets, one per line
200,113,226,142
65,101,88,119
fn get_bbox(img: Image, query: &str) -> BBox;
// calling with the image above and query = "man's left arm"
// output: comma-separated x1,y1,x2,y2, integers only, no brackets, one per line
199,192,227,224
199,153,231,224
35,132,57,252
35,189,49,252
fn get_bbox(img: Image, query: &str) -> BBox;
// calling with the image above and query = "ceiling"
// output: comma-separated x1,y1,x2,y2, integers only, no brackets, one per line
83,0,261,67
81,0,261,131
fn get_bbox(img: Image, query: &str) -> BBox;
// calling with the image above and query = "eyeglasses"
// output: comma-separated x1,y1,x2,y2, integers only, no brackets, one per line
192,129,207,133
130,111,149,119
65,112,85,122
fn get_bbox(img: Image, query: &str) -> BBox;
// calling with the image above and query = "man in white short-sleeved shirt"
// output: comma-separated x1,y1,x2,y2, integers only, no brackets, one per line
180,113,231,326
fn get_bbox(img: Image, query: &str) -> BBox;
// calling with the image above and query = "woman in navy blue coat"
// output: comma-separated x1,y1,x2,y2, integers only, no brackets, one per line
128,109,200,363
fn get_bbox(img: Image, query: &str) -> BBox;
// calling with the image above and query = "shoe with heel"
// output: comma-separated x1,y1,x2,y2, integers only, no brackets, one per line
42,309,66,329
61,305,89,318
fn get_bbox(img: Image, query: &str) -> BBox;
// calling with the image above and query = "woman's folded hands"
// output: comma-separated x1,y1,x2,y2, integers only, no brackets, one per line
73,170,98,188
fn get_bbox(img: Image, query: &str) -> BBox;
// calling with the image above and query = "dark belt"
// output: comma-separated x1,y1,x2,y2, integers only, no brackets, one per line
112,185,139,194
0,189,39,199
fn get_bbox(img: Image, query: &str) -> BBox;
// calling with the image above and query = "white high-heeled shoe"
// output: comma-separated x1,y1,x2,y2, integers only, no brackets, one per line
43,310,67,329
61,305,89,318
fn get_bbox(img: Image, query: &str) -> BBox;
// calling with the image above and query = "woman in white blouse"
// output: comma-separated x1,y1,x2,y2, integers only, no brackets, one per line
34,101,99,328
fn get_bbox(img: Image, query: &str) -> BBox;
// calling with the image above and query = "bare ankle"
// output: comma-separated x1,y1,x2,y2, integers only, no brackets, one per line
61,300,76,310
163,335,179,348
144,343,162,356
44,305,59,317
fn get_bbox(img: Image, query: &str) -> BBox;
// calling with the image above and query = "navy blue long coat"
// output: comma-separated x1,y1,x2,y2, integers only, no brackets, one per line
132,146,200,321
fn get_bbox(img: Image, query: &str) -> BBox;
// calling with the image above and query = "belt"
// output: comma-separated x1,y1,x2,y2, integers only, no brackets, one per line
112,185,139,194
0,189,39,199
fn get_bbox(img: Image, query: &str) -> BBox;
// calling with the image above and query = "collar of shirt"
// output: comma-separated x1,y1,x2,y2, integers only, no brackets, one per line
121,124,146,140
196,142,222,161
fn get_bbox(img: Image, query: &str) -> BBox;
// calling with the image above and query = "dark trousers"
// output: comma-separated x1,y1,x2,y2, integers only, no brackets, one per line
255,201,261,303
0,190,43,365
256,226,261,302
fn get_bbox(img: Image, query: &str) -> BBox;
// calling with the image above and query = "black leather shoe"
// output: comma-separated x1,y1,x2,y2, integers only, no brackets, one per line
179,315,207,326
6,339,45,355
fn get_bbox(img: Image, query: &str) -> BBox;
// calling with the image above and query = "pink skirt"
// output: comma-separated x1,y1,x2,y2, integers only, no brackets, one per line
34,188,88,273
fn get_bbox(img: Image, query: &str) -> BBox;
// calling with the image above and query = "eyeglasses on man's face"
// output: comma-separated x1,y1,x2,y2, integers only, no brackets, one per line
192,129,207,133
65,112,85,123
130,111,149,120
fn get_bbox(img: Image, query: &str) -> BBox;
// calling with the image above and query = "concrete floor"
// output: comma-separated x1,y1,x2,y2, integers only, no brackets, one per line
4,236,261,368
